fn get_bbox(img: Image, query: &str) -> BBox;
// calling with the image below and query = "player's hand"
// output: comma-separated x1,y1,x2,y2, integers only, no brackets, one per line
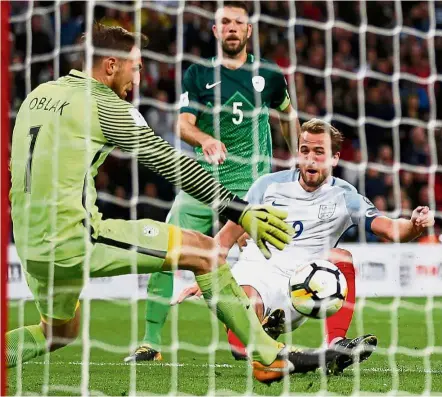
237,233,249,251
411,206,435,229
238,205,295,259
171,283,202,305
201,137,227,164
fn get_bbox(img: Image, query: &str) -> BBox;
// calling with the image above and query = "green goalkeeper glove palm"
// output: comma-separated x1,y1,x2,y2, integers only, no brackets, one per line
238,205,295,259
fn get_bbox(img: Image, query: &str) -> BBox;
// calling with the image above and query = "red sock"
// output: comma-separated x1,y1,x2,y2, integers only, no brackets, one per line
227,329,247,357
326,261,356,345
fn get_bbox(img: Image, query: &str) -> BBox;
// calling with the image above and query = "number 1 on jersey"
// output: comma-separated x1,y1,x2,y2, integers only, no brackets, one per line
25,125,42,193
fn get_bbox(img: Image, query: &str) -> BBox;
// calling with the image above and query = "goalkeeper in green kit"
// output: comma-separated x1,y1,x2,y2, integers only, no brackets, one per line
126,1,302,363
7,22,348,384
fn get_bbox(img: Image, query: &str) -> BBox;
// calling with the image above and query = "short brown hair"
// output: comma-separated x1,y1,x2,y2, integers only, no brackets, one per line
222,1,249,15
300,118,344,155
81,23,148,65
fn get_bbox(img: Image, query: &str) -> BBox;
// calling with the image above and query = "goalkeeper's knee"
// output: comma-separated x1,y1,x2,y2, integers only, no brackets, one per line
167,229,225,275
41,304,81,352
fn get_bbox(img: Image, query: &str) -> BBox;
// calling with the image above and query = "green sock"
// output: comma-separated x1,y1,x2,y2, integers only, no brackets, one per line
143,271,174,349
7,325,47,368
196,264,282,365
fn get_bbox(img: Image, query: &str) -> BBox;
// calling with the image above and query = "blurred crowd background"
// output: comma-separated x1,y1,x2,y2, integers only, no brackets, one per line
8,0,442,242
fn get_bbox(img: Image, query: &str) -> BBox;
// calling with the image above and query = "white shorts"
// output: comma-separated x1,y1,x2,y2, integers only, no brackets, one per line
231,259,308,332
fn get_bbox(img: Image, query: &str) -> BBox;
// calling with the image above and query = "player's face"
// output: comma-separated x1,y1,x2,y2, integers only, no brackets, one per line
213,7,252,57
112,46,142,99
297,132,339,191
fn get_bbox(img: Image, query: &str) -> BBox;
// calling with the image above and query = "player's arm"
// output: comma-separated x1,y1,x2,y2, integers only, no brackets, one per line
215,174,271,255
347,191,435,243
278,104,302,155
179,112,226,164
95,96,294,253
370,206,435,242
215,221,245,251
270,69,301,154
178,66,226,164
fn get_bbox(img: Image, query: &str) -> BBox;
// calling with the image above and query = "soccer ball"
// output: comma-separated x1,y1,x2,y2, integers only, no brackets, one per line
289,260,348,319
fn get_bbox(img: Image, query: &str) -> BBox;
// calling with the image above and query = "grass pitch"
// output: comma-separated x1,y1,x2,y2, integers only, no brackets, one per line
7,297,442,396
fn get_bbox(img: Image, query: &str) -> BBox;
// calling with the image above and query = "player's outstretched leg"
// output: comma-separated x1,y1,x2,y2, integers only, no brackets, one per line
228,308,287,361
6,304,80,368
326,248,378,373
168,228,350,384
126,193,213,363
145,271,174,346
227,285,264,360
226,284,286,361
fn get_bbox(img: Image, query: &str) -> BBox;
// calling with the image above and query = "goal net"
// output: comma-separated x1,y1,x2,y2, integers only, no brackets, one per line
5,0,442,395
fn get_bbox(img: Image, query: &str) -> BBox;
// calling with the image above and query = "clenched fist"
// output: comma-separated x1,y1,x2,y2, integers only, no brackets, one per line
201,136,227,164
411,206,435,229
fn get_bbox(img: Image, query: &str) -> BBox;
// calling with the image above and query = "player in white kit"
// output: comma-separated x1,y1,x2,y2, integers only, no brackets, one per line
175,118,435,372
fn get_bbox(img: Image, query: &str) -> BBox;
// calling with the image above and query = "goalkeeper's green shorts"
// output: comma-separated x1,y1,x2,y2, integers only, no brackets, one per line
24,218,182,324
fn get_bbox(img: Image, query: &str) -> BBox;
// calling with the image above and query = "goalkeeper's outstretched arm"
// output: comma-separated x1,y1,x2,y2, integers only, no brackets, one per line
95,98,294,252
95,97,242,220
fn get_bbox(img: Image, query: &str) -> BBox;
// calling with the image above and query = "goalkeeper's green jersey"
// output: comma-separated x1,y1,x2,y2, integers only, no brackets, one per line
179,54,290,196
10,70,238,264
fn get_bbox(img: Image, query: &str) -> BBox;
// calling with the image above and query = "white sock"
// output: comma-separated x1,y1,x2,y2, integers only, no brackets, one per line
329,336,344,347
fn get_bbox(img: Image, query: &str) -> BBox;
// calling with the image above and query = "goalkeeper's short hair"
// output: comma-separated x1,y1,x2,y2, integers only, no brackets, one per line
80,22,148,65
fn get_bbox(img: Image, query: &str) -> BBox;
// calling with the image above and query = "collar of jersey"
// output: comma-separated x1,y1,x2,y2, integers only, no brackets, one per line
69,69,115,93
69,69,94,80
211,53,254,69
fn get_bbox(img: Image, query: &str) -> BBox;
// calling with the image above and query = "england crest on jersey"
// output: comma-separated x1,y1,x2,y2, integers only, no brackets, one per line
318,204,336,220
252,76,265,92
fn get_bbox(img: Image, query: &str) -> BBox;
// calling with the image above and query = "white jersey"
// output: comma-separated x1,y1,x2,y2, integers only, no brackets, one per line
240,169,380,274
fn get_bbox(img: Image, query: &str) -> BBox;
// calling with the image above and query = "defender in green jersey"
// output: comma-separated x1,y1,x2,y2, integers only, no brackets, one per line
7,24,345,383
129,0,301,362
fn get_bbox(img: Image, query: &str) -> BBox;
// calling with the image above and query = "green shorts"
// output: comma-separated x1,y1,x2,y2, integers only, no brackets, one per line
167,191,217,233
24,218,181,323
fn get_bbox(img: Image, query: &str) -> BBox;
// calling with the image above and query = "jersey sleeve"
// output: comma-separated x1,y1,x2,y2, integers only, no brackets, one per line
179,65,200,117
345,191,381,232
271,68,291,111
94,92,243,217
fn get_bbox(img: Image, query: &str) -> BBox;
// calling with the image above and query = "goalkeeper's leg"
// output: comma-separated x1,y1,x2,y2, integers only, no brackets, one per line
88,218,348,383
9,218,346,381
162,228,348,383
86,218,292,377
6,276,82,368
226,285,264,360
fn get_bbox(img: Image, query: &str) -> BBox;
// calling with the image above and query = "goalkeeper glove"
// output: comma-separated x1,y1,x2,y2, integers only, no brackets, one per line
238,205,295,259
